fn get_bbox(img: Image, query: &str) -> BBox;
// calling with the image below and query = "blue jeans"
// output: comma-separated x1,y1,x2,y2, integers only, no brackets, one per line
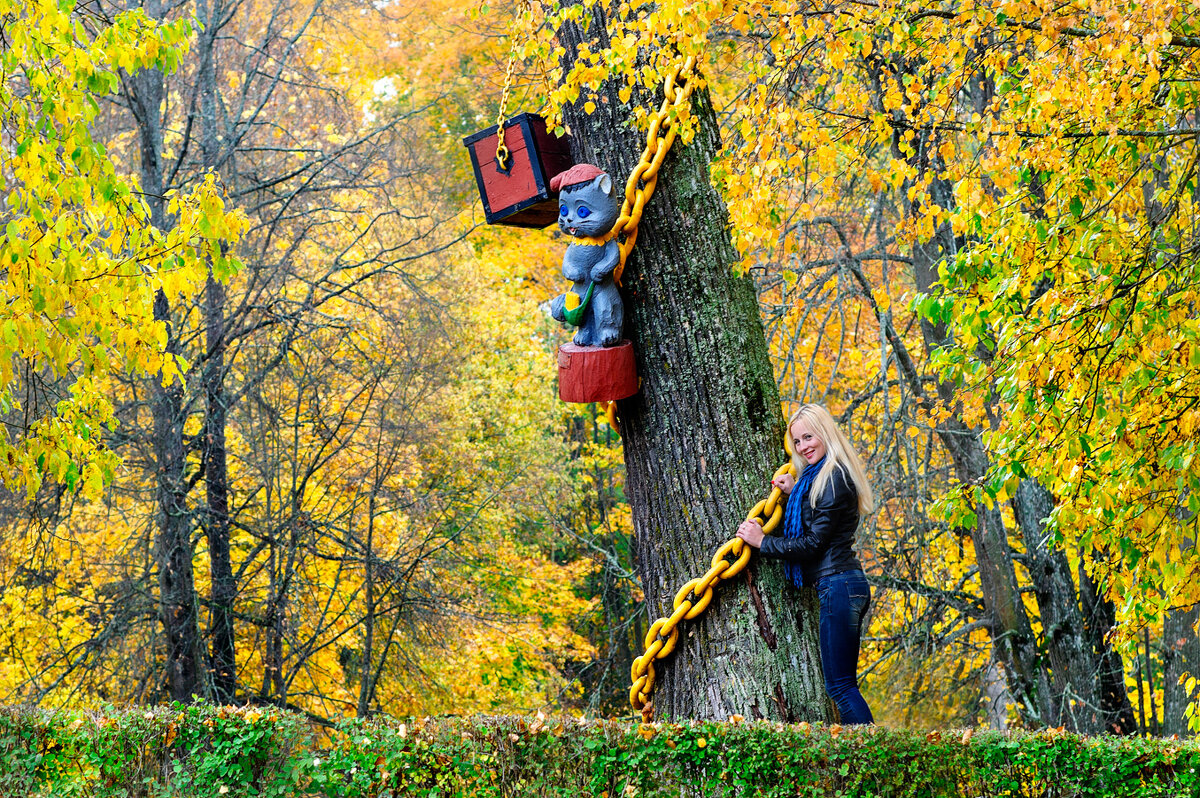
816,570,874,725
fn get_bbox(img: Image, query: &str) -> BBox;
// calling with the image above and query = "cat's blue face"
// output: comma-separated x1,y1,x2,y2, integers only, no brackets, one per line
558,177,619,238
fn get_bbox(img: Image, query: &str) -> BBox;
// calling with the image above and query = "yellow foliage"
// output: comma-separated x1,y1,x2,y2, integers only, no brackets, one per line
516,0,1200,725
0,0,602,720
0,0,244,499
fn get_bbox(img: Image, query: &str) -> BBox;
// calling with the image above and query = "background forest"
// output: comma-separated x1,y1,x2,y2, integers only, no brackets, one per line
2,0,1198,738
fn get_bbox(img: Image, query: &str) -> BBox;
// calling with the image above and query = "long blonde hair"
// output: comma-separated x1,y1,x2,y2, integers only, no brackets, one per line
787,404,874,514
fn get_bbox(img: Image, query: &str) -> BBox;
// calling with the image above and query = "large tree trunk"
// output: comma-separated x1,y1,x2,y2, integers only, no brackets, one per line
127,0,203,701
558,12,827,721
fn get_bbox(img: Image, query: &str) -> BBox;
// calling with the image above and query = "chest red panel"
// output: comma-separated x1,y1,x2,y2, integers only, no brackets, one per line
463,113,574,228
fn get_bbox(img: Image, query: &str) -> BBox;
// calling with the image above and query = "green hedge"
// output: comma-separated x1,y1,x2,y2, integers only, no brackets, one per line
0,704,1197,797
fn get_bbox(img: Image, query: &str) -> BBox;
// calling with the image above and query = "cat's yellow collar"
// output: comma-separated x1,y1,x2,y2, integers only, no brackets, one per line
570,231,617,247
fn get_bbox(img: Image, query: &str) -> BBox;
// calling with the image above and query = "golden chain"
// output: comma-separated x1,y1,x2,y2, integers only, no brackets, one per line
598,400,619,434
611,55,700,285
617,56,786,719
494,1,536,171
630,442,797,719
583,56,700,439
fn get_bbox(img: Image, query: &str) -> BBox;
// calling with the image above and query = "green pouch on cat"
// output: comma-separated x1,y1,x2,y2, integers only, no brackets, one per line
562,282,595,326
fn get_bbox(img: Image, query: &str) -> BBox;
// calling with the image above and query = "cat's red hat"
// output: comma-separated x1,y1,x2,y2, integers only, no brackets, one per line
550,164,607,193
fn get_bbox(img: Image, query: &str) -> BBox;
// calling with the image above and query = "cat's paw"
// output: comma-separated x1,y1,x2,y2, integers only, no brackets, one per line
597,329,622,347
549,293,566,321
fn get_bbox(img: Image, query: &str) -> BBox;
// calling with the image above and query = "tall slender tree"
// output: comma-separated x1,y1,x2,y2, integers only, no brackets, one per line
121,0,205,703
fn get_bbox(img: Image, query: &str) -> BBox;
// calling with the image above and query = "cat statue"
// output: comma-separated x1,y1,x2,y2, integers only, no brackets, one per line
548,164,623,347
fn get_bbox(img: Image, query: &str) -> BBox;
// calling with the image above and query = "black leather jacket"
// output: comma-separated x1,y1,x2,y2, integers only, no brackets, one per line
759,465,862,585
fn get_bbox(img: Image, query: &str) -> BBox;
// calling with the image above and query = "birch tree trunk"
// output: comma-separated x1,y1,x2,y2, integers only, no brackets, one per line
557,10,827,721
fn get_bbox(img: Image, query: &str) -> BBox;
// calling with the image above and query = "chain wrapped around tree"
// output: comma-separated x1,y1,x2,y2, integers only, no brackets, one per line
504,55,807,718
630,450,796,718
464,22,827,724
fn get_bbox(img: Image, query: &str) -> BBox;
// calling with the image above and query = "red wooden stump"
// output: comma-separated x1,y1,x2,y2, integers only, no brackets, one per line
558,341,639,403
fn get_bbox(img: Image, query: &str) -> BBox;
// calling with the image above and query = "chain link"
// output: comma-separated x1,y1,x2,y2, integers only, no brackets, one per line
611,55,699,284
630,441,797,718
610,56,797,720
597,400,619,434
494,1,536,171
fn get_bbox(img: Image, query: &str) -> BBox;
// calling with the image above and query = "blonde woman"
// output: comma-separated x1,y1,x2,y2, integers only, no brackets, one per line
736,404,875,724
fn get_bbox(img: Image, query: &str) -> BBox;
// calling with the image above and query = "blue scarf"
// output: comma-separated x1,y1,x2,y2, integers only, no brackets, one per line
782,456,826,588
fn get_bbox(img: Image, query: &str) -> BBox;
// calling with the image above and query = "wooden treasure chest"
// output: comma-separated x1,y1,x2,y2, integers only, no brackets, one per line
463,113,574,228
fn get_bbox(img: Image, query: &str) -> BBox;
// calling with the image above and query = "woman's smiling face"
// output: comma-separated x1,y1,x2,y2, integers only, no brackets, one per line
790,419,827,465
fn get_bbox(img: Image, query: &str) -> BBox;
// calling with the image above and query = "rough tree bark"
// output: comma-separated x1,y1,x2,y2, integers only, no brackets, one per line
1077,559,1139,734
1013,479,1111,732
558,10,827,721
1163,603,1200,736
126,0,203,701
